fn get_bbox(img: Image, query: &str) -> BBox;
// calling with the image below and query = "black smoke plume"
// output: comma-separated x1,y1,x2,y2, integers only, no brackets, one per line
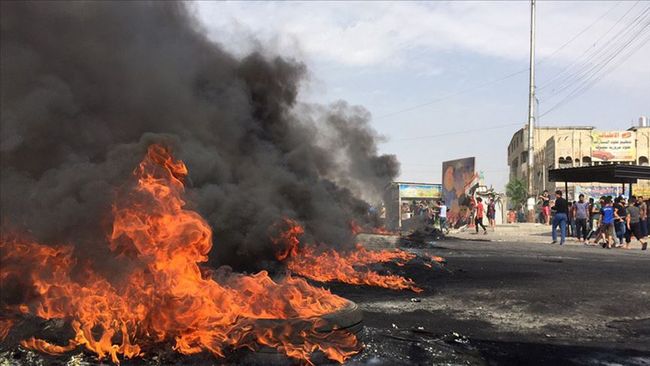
0,1,399,271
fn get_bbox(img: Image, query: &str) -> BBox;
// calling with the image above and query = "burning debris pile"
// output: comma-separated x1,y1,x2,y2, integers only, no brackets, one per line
273,220,425,292
0,1,441,364
1,145,361,364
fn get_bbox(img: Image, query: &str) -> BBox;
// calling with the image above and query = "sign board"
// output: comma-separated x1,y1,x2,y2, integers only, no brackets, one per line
591,130,636,162
398,184,441,198
442,157,478,228
575,185,627,200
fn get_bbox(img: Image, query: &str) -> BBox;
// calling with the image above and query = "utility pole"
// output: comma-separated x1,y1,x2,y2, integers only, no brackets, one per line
527,0,536,197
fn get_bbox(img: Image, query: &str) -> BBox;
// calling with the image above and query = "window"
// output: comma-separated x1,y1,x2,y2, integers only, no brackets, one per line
640,156,649,166
558,157,573,169
582,156,591,166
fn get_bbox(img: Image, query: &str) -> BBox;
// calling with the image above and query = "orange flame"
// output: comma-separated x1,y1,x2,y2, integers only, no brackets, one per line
349,220,397,236
0,319,13,341
275,220,422,292
0,144,360,364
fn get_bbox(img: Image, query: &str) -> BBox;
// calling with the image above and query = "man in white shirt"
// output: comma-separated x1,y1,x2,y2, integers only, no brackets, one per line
438,200,448,233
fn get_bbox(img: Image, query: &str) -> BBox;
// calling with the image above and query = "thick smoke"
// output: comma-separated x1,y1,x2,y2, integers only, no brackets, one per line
0,1,399,271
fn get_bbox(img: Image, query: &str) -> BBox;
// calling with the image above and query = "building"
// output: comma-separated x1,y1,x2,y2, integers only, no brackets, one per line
507,117,650,200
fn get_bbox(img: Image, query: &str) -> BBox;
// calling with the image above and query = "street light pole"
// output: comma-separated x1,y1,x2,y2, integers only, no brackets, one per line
527,0,536,197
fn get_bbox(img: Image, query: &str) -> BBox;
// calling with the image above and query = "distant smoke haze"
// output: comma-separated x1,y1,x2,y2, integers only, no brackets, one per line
0,1,399,271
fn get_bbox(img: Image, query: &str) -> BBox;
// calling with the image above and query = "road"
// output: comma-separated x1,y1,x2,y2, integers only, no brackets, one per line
339,238,650,365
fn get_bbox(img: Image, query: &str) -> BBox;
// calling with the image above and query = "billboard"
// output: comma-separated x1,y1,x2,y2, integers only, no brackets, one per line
398,183,442,198
574,185,627,201
591,130,636,162
442,157,478,228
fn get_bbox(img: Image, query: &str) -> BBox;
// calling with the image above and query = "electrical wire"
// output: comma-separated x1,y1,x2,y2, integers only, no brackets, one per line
538,1,643,91
375,3,625,121
542,6,650,99
393,122,522,141
539,24,650,118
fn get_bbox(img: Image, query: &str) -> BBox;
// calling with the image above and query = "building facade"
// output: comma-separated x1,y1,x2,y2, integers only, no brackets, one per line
507,123,650,200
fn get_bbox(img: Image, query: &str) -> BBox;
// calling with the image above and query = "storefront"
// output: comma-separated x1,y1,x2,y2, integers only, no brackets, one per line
384,182,442,230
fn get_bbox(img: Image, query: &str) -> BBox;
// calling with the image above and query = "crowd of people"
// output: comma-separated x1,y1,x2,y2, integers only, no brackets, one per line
400,200,449,233
400,195,498,235
541,189,648,250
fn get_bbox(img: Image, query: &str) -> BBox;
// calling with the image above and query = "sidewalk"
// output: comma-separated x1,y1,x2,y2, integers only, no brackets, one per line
449,223,577,245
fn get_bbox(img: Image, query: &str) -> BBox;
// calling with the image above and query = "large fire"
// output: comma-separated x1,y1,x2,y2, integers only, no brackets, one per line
273,220,424,292
0,145,360,364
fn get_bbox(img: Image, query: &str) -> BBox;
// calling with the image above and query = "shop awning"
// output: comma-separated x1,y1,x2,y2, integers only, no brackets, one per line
548,165,650,184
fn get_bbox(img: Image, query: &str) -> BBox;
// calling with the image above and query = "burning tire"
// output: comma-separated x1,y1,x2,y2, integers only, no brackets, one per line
257,300,363,355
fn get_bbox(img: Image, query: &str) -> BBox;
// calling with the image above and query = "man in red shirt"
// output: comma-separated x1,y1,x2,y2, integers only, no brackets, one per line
475,197,488,234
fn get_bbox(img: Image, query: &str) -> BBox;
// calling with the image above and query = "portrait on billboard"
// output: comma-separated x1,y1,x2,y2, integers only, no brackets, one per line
442,157,479,228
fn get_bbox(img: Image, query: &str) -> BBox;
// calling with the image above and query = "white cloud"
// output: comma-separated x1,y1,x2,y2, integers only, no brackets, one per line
192,1,650,90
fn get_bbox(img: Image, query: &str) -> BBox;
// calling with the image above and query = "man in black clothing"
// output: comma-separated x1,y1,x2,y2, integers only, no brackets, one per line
551,190,569,245
614,197,627,247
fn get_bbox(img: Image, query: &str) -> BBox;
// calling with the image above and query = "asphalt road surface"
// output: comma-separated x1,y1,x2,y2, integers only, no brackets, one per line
339,239,650,365
1,239,648,365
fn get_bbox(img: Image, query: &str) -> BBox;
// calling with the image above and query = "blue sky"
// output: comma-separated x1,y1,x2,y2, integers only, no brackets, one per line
194,1,649,190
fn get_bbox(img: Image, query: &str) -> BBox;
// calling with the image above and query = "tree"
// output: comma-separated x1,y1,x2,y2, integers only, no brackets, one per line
506,178,528,210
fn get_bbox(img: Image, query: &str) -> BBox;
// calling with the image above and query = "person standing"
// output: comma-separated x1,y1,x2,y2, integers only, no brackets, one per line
568,201,575,237
475,197,487,235
574,194,589,243
551,190,569,245
487,196,496,231
539,190,551,225
639,196,647,239
624,196,648,250
438,200,448,233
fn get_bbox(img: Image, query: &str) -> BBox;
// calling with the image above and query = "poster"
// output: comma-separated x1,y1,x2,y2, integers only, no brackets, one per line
442,157,478,228
575,185,626,200
399,184,442,198
591,130,636,162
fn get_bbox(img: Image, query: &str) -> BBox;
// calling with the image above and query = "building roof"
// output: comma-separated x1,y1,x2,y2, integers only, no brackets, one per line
391,181,441,186
536,126,595,130
548,165,650,184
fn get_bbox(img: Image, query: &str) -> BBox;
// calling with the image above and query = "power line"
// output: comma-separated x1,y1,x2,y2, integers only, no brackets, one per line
540,15,650,117
393,122,522,141
542,6,650,99
538,1,642,91
374,69,528,120
375,3,624,121
537,1,622,64
539,25,650,118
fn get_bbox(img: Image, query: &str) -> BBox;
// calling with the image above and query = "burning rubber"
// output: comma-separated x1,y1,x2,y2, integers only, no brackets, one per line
0,145,431,365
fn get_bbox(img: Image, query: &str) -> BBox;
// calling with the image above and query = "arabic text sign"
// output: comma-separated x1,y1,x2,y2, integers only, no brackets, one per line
591,131,636,162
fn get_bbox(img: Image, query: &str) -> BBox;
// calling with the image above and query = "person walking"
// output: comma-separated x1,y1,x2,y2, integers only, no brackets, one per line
599,197,616,249
574,194,589,243
624,196,648,250
551,190,569,245
614,197,627,247
475,197,487,235
539,190,551,225
587,197,604,244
